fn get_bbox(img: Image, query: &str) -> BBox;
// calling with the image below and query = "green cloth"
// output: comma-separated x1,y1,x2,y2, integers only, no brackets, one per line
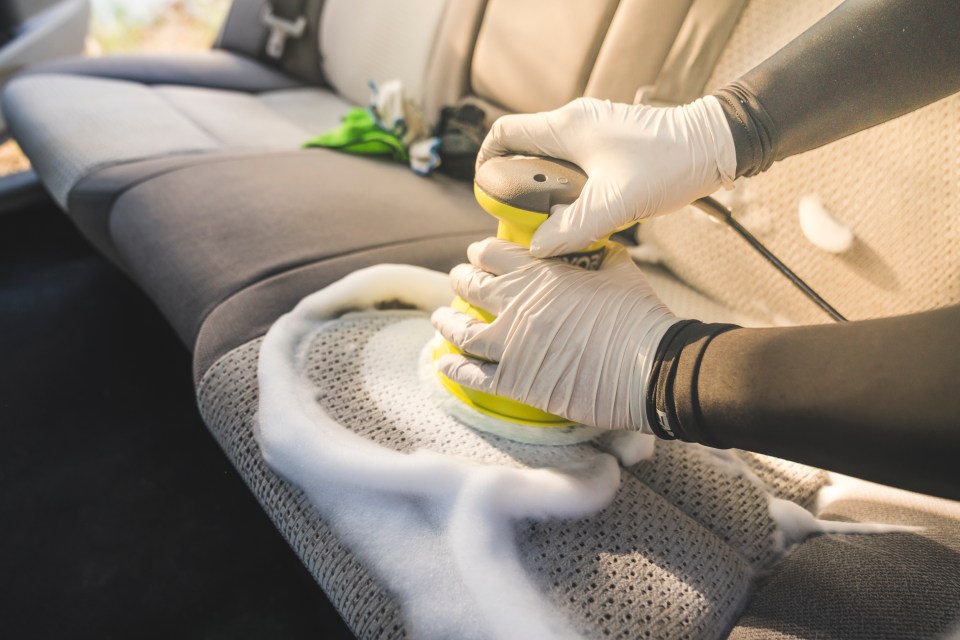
304,108,408,162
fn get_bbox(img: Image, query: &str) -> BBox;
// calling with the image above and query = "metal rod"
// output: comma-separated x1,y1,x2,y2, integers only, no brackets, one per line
692,196,847,323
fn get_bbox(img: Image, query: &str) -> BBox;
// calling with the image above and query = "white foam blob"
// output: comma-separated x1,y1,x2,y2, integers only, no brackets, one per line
595,430,656,467
768,497,919,546
798,194,855,254
817,472,960,522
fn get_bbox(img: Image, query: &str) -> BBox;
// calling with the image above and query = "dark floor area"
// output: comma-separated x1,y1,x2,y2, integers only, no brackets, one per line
0,184,354,639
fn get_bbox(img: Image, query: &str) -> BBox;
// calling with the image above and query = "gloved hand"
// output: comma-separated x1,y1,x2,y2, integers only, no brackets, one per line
431,238,680,431
476,96,737,257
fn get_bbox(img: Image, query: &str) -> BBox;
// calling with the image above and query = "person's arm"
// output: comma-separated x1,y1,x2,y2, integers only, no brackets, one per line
649,306,960,500
715,0,960,176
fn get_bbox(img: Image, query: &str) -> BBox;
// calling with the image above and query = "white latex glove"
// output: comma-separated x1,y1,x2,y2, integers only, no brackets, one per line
431,238,679,431
476,96,737,257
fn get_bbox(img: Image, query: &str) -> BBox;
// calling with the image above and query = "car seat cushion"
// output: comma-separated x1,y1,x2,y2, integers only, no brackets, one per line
196,331,769,639
2,53,353,209
105,151,493,351
16,50,302,93
2,73,220,206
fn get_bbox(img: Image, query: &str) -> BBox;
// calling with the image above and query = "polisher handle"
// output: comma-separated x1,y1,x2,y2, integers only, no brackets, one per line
432,156,605,427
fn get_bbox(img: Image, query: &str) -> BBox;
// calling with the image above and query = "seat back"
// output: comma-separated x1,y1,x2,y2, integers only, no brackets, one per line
465,0,693,116
638,0,960,324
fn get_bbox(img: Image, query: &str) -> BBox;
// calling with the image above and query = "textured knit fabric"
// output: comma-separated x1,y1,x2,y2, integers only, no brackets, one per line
729,494,960,640
195,309,843,639
637,0,960,325
732,452,827,511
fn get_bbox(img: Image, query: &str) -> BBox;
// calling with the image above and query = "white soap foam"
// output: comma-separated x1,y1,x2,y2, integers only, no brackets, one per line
817,472,960,522
595,430,656,467
798,194,855,253
768,497,918,546
686,448,916,552
257,264,621,640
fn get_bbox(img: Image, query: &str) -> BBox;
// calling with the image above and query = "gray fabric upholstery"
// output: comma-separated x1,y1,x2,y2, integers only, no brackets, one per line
106,151,492,351
259,88,357,133
17,50,302,92
198,337,405,640
191,233,489,383
67,151,264,261
4,64,352,209
730,495,960,640
63,83,356,259
152,85,350,149
470,0,621,113
733,452,828,511
2,73,221,206
320,0,458,107
646,0,750,105
583,0,692,103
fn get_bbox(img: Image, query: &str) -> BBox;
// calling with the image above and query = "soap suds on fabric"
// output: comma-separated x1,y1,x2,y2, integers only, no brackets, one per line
258,265,618,639
798,194,855,253
768,497,919,545
691,447,916,551
596,430,656,467
257,263,915,639
817,472,960,522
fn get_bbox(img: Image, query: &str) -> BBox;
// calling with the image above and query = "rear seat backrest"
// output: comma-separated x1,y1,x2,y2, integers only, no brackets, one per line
468,0,693,114
584,0,693,104
319,0,455,107
638,0,960,323
470,0,620,113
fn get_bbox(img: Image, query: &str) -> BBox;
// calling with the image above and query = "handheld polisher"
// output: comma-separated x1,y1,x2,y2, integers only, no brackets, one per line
431,156,614,445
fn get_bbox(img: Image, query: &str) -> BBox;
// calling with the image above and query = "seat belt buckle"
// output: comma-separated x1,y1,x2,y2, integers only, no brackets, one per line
260,5,306,59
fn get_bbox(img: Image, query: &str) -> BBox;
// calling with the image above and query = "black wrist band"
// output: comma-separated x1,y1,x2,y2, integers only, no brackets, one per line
645,321,739,444
713,82,778,178
644,320,699,440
